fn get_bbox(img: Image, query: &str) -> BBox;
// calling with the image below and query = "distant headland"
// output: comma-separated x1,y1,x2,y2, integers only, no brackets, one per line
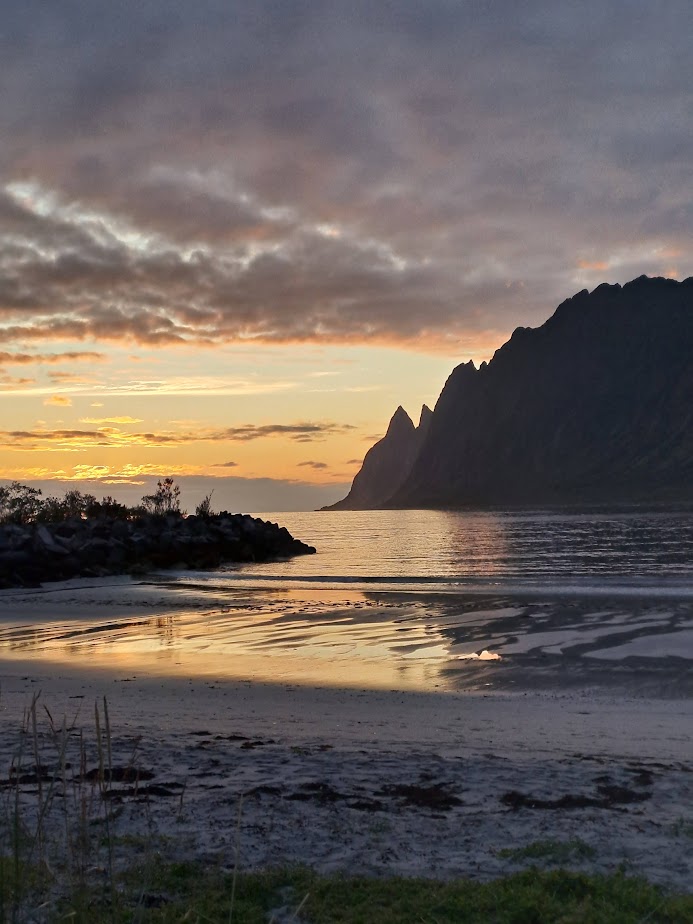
326,275,693,509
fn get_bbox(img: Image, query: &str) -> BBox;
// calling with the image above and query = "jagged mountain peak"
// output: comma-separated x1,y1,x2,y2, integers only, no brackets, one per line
389,275,693,507
323,405,428,511
328,275,693,511
418,405,433,429
386,406,416,436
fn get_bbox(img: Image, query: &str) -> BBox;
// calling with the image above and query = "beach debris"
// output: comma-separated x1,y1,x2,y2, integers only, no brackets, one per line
501,782,651,811
378,782,463,810
80,765,155,783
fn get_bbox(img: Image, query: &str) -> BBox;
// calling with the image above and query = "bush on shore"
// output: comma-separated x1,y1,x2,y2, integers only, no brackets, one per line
0,478,188,526
0,479,315,588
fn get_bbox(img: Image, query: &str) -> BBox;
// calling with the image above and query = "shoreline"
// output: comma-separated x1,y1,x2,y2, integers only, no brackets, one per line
1,575,692,696
1,665,691,891
1,660,692,762
1,577,691,892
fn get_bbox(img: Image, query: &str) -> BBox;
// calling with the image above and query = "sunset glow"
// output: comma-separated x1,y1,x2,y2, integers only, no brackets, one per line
2,1,692,509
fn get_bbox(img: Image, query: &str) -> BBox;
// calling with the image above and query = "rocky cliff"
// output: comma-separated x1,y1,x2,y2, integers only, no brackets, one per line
388,276,693,507
324,404,432,510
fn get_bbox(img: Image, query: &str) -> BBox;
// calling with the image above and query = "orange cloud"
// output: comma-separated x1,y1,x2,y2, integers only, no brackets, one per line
70,462,203,481
0,420,354,452
48,372,101,384
0,462,204,483
79,416,143,424
577,260,610,271
0,351,106,365
0,374,35,388
43,395,73,407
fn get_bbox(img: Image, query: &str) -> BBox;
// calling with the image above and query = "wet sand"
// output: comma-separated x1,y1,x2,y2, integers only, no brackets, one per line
1,576,692,695
0,578,692,891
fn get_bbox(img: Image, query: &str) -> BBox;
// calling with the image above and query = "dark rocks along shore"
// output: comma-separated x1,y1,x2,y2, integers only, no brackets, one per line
0,512,316,589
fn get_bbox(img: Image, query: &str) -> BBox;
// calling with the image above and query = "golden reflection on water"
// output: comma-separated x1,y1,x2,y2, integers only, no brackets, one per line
0,587,502,691
240,509,513,581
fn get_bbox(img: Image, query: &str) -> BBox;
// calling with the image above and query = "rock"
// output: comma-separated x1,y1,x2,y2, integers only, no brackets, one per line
0,512,316,588
35,525,69,556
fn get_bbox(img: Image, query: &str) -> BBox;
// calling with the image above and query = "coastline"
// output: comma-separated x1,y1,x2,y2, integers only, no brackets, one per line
1,576,691,893
1,660,691,891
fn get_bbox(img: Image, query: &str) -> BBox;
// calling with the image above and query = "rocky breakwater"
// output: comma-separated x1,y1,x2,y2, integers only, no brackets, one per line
0,512,316,589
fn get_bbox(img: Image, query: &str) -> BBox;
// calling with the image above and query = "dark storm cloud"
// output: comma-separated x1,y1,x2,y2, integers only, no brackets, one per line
1,0,693,352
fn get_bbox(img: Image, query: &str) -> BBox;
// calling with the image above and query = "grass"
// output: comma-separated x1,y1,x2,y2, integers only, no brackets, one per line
48,862,693,923
1,700,693,922
497,838,597,864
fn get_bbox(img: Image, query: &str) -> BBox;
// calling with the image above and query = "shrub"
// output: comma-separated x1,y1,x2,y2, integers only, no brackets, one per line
0,480,188,524
0,482,43,524
195,491,214,518
36,490,98,522
84,496,131,519
140,477,183,516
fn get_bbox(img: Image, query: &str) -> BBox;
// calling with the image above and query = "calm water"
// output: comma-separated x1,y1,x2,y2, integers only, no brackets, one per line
2,509,693,693
219,509,693,595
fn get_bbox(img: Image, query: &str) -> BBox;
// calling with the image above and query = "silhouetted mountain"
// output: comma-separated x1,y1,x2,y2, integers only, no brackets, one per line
418,403,433,435
387,276,693,507
323,405,432,510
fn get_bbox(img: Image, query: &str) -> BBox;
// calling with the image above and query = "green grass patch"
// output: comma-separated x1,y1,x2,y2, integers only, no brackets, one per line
40,862,693,924
497,838,597,864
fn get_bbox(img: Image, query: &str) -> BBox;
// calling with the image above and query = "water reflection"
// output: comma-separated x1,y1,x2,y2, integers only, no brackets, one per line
234,509,512,582
1,584,691,695
238,509,693,586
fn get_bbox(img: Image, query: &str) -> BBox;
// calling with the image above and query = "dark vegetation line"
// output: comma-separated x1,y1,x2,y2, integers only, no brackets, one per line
0,477,194,525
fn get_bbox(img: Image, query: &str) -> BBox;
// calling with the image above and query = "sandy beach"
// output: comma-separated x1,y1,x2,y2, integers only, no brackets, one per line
1,578,692,893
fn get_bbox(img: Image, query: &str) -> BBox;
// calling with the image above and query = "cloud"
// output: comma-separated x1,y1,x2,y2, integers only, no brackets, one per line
0,351,106,365
0,374,35,388
0,421,354,451
43,395,73,407
48,372,100,384
79,416,143,424
1,0,692,358
297,461,328,469
221,423,353,442
213,461,239,468
577,260,610,272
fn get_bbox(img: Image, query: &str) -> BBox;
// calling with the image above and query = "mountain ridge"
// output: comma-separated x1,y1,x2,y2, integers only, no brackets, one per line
329,275,693,509
322,404,432,510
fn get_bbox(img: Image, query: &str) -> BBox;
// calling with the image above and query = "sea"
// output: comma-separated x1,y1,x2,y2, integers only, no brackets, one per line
2,508,693,694
235,508,693,596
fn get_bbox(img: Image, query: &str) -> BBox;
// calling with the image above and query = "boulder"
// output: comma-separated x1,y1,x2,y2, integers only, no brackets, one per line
0,512,316,588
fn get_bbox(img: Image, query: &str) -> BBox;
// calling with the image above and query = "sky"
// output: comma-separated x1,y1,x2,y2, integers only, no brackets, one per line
1,0,692,511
